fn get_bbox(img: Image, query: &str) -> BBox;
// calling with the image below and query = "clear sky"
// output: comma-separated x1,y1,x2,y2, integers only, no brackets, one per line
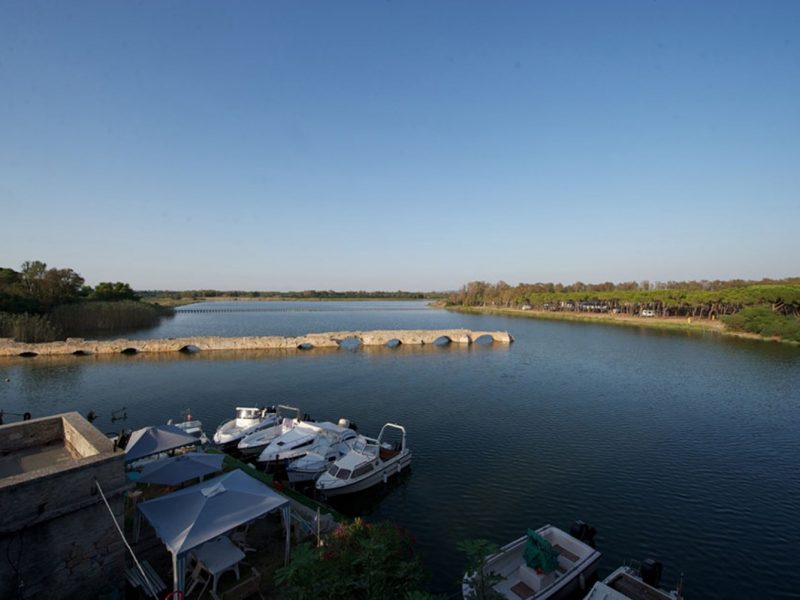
2,1,799,290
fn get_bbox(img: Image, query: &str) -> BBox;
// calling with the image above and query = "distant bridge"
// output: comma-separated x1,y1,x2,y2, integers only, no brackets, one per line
0,329,513,357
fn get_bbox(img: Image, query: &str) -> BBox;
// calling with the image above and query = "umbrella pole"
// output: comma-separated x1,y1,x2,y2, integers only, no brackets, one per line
283,505,291,564
173,553,179,593
172,553,186,595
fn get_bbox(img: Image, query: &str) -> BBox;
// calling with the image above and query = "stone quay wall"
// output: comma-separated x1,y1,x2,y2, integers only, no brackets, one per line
0,328,514,357
0,413,128,599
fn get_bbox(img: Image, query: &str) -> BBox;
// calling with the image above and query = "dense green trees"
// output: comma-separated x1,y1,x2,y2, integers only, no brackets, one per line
0,261,170,342
91,281,139,301
0,261,85,313
449,278,800,318
448,278,800,342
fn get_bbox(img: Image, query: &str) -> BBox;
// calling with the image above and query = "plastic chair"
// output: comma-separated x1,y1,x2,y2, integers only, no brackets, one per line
185,557,211,598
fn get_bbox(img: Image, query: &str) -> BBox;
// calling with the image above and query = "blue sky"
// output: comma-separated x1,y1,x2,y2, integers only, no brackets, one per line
2,1,798,290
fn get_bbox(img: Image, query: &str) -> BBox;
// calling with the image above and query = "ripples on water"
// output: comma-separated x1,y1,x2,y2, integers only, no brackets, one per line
2,302,800,599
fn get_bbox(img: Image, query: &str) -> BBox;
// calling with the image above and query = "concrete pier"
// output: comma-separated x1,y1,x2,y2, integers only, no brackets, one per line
0,329,513,357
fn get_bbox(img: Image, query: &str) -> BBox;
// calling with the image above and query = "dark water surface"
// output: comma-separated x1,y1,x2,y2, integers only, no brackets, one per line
2,301,799,599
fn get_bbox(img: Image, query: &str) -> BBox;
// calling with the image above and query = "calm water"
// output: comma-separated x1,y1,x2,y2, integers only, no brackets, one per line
2,301,800,599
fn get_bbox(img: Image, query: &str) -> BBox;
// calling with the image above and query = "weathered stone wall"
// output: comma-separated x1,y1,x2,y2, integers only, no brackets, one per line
0,328,514,357
0,496,126,599
0,414,129,599
0,417,63,455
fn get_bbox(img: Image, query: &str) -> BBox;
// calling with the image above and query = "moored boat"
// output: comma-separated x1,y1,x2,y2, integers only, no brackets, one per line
236,405,303,455
286,421,359,483
315,422,410,496
462,523,600,600
583,560,682,600
167,410,209,445
212,406,277,449
259,419,357,470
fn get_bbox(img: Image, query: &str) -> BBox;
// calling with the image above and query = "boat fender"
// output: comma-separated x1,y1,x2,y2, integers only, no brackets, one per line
570,520,597,548
383,472,388,484
23,412,32,421
579,573,586,591
641,559,663,588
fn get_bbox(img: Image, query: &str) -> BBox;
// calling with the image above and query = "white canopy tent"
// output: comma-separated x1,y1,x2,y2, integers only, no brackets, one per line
138,468,291,593
137,452,224,485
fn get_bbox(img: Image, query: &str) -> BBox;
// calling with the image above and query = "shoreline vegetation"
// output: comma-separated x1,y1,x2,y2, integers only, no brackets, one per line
1,261,175,343
446,278,800,345
448,305,783,343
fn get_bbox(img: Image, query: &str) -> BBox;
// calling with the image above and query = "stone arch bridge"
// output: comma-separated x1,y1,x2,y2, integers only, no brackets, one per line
0,329,513,357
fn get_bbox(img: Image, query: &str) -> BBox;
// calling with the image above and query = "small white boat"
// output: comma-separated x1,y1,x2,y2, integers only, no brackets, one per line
212,406,277,448
259,419,357,469
315,423,411,496
167,410,209,445
583,560,682,600
462,524,601,600
236,405,302,455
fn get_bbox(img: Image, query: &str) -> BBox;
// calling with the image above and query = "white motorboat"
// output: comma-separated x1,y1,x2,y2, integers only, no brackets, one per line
259,419,357,469
167,410,209,445
212,406,277,448
315,423,410,496
462,523,601,600
583,560,682,600
236,405,302,455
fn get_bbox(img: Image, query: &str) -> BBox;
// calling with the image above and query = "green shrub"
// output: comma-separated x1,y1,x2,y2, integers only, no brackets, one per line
275,518,426,599
723,307,800,342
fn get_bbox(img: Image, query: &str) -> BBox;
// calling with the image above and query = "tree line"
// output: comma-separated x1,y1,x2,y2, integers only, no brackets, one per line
449,278,800,319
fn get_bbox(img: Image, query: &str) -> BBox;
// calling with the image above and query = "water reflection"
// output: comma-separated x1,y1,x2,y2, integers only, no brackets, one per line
0,304,798,598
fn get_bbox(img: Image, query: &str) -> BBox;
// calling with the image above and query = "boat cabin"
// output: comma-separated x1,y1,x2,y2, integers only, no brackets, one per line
235,407,263,424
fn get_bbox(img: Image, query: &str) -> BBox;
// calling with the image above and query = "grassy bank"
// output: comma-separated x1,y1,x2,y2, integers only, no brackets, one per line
140,296,202,307
447,306,798,344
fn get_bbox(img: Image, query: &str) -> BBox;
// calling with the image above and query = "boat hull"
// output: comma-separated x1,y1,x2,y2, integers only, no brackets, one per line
286,467,322,483
316,451,411,497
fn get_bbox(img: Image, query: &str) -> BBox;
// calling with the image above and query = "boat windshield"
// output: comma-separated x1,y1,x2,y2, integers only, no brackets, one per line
236,408,258,419
354,438,376,453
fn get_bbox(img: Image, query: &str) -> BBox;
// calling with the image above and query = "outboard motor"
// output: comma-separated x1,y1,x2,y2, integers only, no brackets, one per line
640,559,663,588
569,520,597,548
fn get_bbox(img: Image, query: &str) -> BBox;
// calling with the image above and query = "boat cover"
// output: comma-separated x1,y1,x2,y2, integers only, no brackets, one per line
524,529,559,574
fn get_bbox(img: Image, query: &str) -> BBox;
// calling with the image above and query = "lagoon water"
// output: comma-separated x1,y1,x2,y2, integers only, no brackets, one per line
2,301,799,598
